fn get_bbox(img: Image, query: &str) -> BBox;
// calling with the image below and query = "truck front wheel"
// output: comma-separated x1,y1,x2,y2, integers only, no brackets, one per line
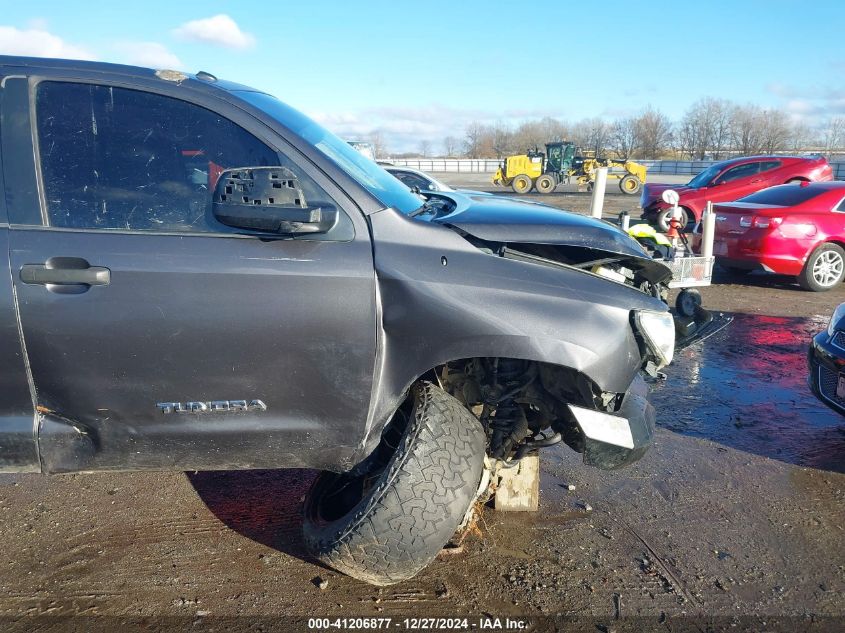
303,383,486,586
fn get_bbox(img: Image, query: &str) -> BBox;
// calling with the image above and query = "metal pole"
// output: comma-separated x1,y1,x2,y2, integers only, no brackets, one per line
701,201,716,259
590,167,608,219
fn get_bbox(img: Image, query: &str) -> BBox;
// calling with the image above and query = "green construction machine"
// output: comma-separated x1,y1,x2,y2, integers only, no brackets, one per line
493,141,647,195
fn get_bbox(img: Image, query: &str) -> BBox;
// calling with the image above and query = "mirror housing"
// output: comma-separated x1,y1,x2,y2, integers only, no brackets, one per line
212,167,337,235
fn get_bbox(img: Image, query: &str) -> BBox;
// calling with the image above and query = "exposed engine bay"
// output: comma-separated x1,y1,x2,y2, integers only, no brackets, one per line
468,238,672,302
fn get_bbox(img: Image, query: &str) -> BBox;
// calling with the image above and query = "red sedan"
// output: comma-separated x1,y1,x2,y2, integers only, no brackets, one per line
712,182,845,291
641,155,833,230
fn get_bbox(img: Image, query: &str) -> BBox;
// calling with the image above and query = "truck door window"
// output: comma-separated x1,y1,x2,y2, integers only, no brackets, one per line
34,82,329,233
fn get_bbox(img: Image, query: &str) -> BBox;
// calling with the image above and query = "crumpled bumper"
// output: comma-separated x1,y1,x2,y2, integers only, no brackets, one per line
640,202,669,221
568,374,655,470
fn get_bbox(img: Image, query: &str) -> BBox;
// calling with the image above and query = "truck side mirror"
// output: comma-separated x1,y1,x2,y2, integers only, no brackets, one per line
212,167,337,235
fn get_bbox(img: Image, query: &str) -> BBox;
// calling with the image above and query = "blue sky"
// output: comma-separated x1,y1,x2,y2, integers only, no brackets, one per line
1,0,843,151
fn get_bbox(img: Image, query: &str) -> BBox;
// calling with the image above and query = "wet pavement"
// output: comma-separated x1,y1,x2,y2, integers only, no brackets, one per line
651,312,845,473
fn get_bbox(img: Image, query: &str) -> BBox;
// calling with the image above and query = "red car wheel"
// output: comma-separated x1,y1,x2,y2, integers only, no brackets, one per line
799,244,845,292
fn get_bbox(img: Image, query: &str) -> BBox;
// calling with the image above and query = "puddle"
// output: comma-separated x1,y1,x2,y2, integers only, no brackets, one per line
650,313,845,473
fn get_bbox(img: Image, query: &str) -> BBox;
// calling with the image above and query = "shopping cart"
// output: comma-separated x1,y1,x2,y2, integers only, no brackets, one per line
663,253,715,317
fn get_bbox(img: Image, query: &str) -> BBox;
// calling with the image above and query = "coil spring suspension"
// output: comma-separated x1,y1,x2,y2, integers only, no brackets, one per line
487,359,534,460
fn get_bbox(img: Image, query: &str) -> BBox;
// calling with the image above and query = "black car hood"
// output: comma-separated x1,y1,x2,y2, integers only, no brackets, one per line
430,193,653,261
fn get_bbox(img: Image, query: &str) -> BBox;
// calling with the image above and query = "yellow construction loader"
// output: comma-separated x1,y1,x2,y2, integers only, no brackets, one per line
492,141,647,195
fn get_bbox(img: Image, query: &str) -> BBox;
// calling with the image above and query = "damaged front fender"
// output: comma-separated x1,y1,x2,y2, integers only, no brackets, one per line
359,208,668,461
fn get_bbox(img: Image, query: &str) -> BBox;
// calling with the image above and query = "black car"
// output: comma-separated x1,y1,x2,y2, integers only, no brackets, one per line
809,303,845,415
0,56,674,586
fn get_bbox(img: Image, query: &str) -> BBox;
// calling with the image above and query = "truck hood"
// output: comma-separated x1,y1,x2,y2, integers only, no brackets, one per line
425,192,672,284
432,193,650,260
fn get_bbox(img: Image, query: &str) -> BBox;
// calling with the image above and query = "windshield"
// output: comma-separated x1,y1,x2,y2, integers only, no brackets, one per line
236,91,422,214
687,164,722,188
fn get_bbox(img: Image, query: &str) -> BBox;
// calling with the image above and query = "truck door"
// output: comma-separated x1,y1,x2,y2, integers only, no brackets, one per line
4,77,377,473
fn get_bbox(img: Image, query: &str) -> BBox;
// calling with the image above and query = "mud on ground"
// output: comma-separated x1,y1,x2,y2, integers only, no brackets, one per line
1,175,843,632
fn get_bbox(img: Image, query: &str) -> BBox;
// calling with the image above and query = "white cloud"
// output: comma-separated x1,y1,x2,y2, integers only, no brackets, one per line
784,99,815,115
26,17,49,31
768,83,845,123
0,25,96,60
309,104,505,153
172,14,255,49
115,41,183,69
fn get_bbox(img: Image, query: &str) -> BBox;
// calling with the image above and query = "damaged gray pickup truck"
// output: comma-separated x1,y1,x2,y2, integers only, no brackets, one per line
0,57,674,585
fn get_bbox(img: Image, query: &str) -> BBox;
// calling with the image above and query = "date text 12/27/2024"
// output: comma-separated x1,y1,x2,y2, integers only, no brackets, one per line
307,617,528,630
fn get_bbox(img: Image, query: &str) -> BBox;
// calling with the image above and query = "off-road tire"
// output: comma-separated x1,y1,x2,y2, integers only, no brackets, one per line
619,174,642,195
511,174,533,194
798,243,845,292
302,383,486,586
535,174,557,194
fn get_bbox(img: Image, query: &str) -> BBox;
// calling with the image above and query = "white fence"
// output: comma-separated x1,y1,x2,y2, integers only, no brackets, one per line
389,157,845,179
389,159,502,172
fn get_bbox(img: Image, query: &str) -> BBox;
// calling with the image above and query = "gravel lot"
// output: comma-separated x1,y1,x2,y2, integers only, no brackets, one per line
1,174,843,632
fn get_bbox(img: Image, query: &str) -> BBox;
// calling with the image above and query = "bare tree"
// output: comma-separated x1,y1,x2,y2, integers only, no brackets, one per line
708,99,733,159
788,121,812,153
511,121,550,153
368,130,388,159
442,135,460,157
490,121,514,158
758,109,792,154
611,116,639,158
572,117,611,156
731,105,764,155
675,114,702,159
819,116,845,154
512,120,547,152
418,139,431,157
463,121,485,158
538,116,570,143
635,106,673,159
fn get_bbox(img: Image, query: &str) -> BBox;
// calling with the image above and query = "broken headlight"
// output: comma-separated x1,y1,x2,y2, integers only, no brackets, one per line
634,310,675,368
